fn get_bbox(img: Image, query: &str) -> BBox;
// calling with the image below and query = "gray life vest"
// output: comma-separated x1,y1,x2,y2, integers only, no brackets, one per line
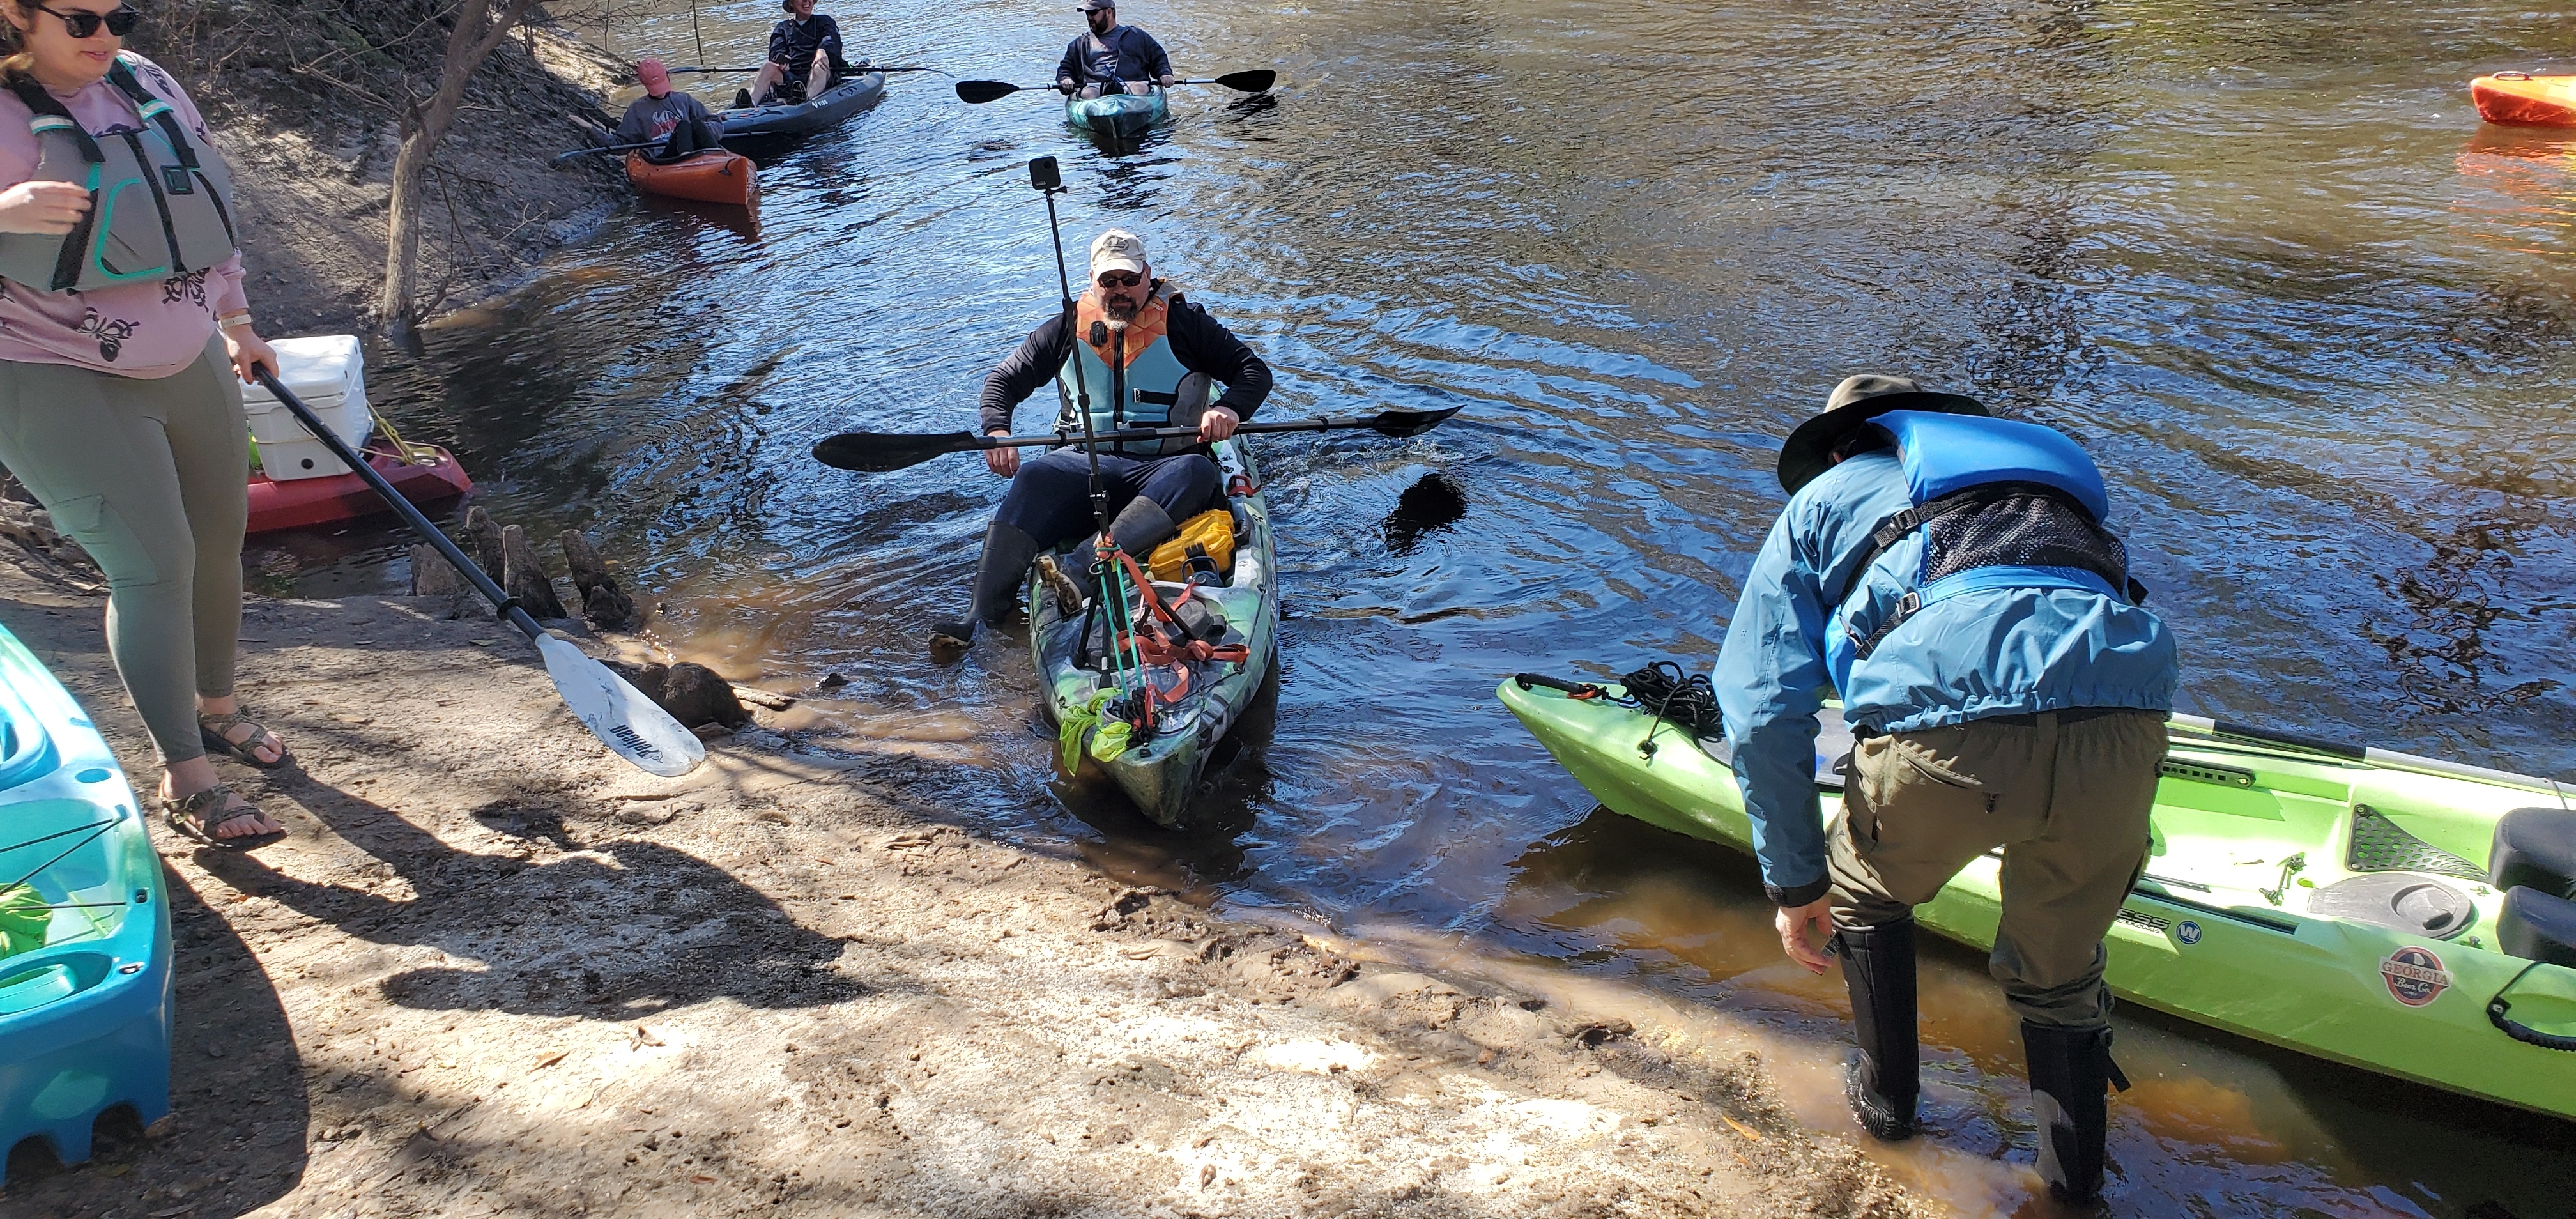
0,61,240,295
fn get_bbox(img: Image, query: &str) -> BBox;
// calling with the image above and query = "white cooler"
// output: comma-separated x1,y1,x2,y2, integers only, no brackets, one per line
241,335,374,481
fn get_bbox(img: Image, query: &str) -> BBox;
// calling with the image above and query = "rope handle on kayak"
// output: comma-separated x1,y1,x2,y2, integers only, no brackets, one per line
2487,961,2576,1052
1512,673,1606,700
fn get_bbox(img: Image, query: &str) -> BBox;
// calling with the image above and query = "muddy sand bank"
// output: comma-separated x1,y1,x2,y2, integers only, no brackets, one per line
0,558,1922,1218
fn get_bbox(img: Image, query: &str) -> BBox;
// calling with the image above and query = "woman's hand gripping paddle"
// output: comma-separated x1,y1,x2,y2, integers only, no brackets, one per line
250,369,705,779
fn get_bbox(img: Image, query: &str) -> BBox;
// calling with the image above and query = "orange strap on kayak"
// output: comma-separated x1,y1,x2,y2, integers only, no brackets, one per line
1107,551,1247,713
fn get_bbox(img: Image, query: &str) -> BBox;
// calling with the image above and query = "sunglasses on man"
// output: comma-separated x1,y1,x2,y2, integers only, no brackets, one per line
1095,271,1143,288
36,3,141,38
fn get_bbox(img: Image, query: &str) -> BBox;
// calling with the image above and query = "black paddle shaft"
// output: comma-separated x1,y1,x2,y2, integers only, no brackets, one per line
808,406,1461,473
250,369,544,644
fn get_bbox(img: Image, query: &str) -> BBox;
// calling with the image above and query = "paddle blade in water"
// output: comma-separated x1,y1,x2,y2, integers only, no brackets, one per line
535,634,705,778
810,430,981,472
1366,406,1462,437
1213,69,1277,93
955,80,1021,103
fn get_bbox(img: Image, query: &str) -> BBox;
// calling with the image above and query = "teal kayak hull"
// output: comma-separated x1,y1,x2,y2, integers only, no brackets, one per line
1066,86,1169,140
0,619,170,1183
1031,440,1278,825
1498,675,2576,1122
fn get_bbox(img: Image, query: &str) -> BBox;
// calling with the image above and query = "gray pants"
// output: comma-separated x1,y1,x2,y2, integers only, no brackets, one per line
1827,709,2165,1029
0,337,247,765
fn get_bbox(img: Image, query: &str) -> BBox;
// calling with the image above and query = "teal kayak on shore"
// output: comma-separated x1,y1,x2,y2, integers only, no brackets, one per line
1066,86,1169,141
0,620,171,1183
1499,672,2576,1121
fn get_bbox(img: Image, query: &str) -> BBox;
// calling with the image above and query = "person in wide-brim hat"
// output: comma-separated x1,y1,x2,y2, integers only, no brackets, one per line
1774,373,1988,495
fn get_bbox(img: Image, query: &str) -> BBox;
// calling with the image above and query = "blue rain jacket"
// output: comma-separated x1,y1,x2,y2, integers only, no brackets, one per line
1712,448,2178,907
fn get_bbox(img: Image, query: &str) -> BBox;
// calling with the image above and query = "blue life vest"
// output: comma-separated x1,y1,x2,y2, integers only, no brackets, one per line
1821,410,2143,681
1054,287,1211,456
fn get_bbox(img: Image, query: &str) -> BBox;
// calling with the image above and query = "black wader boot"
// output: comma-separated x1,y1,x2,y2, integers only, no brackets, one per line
930,521,1046,661
1090,498,1178,579
1835,918,1919,1140
2021,1020,2128,1205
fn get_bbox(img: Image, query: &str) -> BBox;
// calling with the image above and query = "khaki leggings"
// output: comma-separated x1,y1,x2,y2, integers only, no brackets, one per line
0,337,247,765
1828,709,2166,1029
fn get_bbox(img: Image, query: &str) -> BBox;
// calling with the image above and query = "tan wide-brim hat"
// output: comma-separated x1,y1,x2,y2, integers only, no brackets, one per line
1775,374,1988,494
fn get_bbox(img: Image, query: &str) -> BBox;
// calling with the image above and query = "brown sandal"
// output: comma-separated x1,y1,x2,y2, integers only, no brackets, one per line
198,710,293,769
160,783,286,850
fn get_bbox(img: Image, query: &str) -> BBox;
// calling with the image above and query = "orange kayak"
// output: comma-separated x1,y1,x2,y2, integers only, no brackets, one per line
624,150,758,208
2472,73,2576,127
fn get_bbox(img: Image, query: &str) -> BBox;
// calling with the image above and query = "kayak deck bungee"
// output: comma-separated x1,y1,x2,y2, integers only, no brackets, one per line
717,70,887,142
1066,86,1170,141
624,149,758,209
1497,673,2576,1121
0,621,169,1184
1031,438,1278,825
2472,72,2576,128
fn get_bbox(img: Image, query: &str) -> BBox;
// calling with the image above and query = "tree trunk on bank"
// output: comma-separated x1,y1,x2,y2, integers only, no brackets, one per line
379,0,543,329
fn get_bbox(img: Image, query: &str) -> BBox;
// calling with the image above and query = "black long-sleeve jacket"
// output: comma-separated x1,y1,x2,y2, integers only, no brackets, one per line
977,294,1271,436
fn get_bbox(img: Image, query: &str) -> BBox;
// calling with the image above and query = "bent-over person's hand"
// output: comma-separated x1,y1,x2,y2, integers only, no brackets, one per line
1775,897,1835,974
984,431,1020,477
1198,406,1239,443
0,181,91,236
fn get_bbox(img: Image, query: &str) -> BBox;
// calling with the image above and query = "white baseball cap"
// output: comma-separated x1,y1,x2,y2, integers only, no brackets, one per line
1089,229,1148,280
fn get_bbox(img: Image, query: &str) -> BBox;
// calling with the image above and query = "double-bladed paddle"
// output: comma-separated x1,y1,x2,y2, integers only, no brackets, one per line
668,63,946,75
954,69,1276,104
551,140,667,164
250,371,706,779
809,405,1460,473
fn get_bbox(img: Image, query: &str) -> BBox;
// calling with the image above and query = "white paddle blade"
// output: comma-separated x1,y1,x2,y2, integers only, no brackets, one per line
534,634,706,778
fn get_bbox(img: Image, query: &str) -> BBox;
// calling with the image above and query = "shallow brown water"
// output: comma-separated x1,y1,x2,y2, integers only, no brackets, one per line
270,0,2576,1211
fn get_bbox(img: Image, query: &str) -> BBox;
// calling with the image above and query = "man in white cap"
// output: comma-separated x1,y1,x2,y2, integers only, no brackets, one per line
743,0,849,107
931,229,1269,659
1055,0,1174,99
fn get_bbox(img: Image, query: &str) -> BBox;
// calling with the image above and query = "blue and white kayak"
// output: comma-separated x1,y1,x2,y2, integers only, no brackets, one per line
1066,85,1170,141
0,619,169,1184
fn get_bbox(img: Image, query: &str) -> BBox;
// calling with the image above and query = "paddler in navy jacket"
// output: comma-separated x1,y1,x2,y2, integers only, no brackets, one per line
1712,374,2177,1205
1055,0,1175,98
931,229,1269,660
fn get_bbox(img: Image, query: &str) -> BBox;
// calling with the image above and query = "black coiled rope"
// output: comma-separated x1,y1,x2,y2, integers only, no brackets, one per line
1622,661,1721,756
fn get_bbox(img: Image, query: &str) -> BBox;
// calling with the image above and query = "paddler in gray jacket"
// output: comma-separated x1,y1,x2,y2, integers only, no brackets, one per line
1055,0,1174,98
931,229,1269,661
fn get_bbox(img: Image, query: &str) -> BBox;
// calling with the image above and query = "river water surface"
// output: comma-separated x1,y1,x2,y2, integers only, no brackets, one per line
270,0,2576,1212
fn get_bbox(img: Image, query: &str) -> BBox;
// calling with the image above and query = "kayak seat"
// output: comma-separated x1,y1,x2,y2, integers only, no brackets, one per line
2497,886,2576,969
2306,873,2474,941
2490,808,2576,900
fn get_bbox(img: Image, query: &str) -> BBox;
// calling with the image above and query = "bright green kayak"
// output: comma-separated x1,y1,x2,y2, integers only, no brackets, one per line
1032,438,1278,825
1066,86,1169,141
1498,674,2576,1121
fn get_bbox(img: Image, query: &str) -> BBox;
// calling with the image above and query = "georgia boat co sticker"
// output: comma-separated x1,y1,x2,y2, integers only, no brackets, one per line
2174,919,2202,947
2379,945,2453,1008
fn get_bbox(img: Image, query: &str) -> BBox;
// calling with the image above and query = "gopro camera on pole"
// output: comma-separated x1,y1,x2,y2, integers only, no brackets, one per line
1030,157,1125,684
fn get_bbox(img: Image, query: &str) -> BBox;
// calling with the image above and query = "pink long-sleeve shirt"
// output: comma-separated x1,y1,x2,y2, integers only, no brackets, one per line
0,52,249,378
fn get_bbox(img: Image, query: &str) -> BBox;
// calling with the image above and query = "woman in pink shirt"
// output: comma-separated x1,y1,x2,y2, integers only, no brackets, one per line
0,0,290,847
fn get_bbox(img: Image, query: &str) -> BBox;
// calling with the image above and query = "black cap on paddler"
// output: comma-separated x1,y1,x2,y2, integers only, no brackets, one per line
1775,374,1988,494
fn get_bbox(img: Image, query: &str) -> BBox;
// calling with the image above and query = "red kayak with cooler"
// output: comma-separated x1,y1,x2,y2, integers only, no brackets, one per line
2472,73,2576,127
624,149,757,208
240,337,473,536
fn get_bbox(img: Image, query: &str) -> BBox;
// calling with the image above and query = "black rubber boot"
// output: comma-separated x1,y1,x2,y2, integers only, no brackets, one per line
1089,498,1178,578
2022,1020,2128,1205
1835,918,1919,1141
930,522,1045,661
